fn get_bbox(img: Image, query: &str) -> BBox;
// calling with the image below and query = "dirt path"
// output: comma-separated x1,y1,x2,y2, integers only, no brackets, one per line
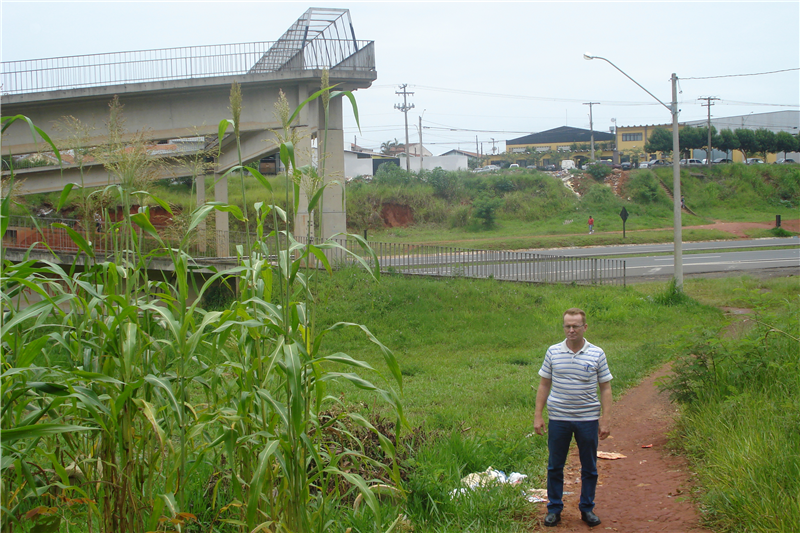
537,363,714,532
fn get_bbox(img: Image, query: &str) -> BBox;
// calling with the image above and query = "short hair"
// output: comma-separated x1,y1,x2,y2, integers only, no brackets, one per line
563,308,586,324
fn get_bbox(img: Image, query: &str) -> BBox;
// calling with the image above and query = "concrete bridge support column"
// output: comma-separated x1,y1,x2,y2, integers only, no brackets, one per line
214,173,229,257
294,83,316,245
196,174,207,253
320,96,346,242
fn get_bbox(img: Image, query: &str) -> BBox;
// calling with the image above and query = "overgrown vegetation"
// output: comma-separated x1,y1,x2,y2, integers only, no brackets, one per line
2,84,404,533
345,163,798,247
659,277,800,533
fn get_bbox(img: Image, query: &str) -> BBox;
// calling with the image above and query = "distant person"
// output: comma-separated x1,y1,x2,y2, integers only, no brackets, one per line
94,212,102,232
681,195,686,209
534,308,613,528
587,216,594,234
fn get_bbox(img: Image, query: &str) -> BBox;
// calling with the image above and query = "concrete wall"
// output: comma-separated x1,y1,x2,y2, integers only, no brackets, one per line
399,155,469,173
345,154,468,178
344,152,374,178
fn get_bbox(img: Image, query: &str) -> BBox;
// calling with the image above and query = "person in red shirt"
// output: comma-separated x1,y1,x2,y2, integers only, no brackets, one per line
587,216,594,234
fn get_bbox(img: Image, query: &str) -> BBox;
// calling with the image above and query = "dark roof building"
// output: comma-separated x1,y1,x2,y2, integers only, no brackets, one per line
507,126,615,146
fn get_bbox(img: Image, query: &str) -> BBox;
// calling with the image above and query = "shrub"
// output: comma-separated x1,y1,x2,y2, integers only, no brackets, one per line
449,204,471,228
373,162,416,187
581,183,620,211
624,171,669,205
426,167,465,202
586,163,612,181
472,194,504,228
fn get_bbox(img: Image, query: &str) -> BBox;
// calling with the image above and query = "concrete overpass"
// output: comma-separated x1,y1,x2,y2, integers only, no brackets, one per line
1,7,376,255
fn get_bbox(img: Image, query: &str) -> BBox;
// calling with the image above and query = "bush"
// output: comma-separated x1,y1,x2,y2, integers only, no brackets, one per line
426,167,465,202
586,163,612,181
624,171,669,205
581,183,620,211
472,194,504,228
373,162,416,187
449,204,471,228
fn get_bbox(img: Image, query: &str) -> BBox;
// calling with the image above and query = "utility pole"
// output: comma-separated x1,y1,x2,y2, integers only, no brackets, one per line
476,136,479,162
671,73,683,291
583,102,600,160
491,138,496,154
394,84,415,171
418,114,423,172
698,96,719,166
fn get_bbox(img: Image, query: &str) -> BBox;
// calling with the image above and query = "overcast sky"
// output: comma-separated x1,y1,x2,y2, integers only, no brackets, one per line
2,1,799,155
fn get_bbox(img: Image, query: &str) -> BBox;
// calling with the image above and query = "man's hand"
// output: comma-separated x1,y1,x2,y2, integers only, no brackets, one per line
598,381,612,440
534,377,552,436
599,419,610,440
534,414,546,435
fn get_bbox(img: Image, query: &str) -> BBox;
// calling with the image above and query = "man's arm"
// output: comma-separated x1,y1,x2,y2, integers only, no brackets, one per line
598,381,612,440
534,377,552,435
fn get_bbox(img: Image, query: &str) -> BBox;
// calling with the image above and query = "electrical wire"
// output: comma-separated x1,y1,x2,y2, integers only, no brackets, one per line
682,68,799,80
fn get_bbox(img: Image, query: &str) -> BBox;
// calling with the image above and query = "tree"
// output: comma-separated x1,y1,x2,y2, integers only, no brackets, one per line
472,193,504,228
694,126,718,159
380,138,400,155
734,128,757,161
644,128,672,155
717,129,740,156
754,128,777,161
679,126,704,159
775,131,798,158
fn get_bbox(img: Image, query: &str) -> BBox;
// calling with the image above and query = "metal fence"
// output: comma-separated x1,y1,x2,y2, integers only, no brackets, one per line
1,40,374,95
301,237,626,286
2,217,625,286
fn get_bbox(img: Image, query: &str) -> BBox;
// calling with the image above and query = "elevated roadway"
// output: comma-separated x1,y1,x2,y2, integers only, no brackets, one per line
2,8,375,255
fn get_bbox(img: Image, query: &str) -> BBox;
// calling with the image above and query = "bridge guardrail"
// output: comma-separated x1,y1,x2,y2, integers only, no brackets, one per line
1,40,375,95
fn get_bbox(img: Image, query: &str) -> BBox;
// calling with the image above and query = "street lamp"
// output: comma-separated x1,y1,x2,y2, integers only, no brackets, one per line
583,53,683,290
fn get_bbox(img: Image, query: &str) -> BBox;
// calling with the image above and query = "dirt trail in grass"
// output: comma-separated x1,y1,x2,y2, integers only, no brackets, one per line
536,362,714,532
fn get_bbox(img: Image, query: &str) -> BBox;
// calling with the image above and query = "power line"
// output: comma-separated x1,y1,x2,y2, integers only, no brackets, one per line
682,67,800,80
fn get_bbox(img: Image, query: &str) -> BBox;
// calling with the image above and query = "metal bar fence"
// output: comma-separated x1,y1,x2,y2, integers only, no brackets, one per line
2,217,625,286
2,40,374,95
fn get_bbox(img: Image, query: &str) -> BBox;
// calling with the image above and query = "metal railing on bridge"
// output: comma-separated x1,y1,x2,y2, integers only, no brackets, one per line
3,216,625,286
1,40,375,95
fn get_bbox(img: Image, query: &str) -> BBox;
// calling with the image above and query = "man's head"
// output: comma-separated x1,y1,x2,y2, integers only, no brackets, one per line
563,308,587,345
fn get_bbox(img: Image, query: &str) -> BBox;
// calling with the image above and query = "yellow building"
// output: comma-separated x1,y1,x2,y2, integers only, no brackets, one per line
614,124,667,163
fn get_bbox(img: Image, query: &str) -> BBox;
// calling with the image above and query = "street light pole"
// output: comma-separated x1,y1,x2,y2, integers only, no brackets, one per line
583,102,600,160
583,54,683,290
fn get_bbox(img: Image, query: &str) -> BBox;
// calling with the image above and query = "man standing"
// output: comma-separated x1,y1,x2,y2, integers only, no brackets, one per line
587,216,594,234
534,308,612,527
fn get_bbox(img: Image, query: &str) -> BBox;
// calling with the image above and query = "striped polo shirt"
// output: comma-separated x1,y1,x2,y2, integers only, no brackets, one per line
538,338,612,421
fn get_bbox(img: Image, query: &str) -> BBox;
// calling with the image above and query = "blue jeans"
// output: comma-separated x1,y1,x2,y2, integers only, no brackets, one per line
546,419,599,514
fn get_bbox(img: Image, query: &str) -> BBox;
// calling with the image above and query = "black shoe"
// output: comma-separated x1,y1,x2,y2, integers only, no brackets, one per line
544,512,561,527
581,510,601,527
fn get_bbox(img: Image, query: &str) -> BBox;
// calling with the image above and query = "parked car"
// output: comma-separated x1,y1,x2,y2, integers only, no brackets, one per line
649,159,671,167
775,158,796,164
638,161,650,169
620,162,632,170
509,163,520,168
526,165,537,169
746,158,764,164
712,158,733,164
484,164,500,171
680,159,703,166
543,164,557,171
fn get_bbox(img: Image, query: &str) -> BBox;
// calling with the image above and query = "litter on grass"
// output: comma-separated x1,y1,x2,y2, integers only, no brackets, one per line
450,467,534,500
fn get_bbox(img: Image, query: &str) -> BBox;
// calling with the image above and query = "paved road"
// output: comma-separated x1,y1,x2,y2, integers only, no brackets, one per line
531,237,799,257
531,237,800,279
